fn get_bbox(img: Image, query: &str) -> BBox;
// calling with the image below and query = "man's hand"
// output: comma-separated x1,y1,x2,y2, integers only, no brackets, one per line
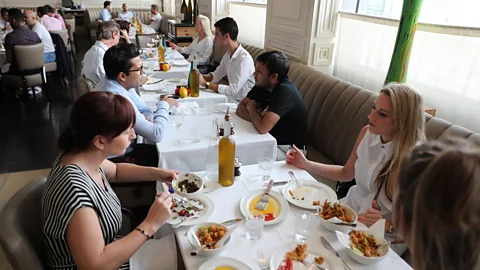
120,29,131,43
146,117,153,122
160,95,179,107
199,74,206,86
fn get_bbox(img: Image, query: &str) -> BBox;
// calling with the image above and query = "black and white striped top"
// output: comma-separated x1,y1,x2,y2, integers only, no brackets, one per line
42,155,129,269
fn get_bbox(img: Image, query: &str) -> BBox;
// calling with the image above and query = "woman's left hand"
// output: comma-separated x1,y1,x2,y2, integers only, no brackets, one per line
358,207,382,226
157,169,179,183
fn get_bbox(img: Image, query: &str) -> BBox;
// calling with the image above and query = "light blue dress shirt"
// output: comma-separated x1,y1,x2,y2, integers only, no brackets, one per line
100,9,112,21
118,11,134,22
95,77,170,143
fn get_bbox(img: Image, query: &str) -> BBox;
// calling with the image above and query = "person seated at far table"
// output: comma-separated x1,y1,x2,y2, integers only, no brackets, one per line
167,14,214,66
198,17,255,103
0,8,12,31
37,6,62,31
118,3,134,22
236,51,308,160
42,91,177,270
116,20,132,43
394,138,480,269
45,5,66,30
24,10,56,63
95,42,178,166
149,4,162,32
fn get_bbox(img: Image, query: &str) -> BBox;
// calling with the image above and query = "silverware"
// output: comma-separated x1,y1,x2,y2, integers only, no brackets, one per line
190,230,205,256
256,249,268,270
221,218,242,226
255,179,273,211
289,170,303,188
263,180,289,187
145,78,164,85
301,260,328,270
332,222,357,227
321,236,352,270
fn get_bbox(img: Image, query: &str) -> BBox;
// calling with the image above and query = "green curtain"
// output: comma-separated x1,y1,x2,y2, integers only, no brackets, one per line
384,0,424,84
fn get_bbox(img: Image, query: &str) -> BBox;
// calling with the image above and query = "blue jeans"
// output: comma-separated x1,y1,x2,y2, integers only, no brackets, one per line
44,52,56,63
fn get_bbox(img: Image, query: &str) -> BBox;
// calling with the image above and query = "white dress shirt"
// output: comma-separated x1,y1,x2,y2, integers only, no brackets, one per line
0,18,10,30
32,22,55,53
100,9,112,21
81,41,108,87
95,77,170,142
340,129,393,215
149,13,162,31
118,11,133,21
212,44,255,103
179,36,213,65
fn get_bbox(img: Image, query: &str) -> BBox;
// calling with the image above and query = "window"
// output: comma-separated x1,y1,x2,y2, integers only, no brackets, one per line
342,0,480,28
231,0,267,5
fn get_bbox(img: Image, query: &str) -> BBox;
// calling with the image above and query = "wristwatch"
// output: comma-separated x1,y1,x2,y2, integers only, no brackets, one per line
205,82,210,89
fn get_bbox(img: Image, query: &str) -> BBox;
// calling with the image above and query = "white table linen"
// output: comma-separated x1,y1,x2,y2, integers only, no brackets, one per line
156,113,277,172
130,234,177,270
169,162,413,270
142,50,191,80
141,90,228,108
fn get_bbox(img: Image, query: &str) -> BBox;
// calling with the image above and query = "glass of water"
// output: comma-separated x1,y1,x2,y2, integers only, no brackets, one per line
295,211,314,242
204,100,213,115
245,212,264,240
258,157,273,181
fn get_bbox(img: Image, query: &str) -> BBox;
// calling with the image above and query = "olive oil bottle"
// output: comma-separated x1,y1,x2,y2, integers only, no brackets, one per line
218,108,235,187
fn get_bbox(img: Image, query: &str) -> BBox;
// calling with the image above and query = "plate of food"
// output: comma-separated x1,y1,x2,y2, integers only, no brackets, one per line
270,243,343,270
199,257,250,270
172,173,204,198
336,219,389,264
239,189,289,225
166,194,214,227
187,222,232,257
318,200,359,232
282,181,337,210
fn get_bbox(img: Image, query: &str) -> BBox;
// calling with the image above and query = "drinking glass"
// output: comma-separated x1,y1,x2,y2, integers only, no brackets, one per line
258,157,273,181
245,212,264,240
295,211,314,242
204,100,213,115
172,113,185,146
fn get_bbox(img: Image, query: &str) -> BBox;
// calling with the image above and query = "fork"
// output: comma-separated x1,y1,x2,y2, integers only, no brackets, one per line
289,170,303,188
256,249,268,270
255,179,273,211
301,260,328,270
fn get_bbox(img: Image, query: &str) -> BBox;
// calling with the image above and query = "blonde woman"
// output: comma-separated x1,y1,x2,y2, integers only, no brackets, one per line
394,138,480,269
168,15,214,65
286,83,426,230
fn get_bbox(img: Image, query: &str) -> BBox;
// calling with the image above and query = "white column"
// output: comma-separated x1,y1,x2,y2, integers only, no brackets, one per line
265,0,340,74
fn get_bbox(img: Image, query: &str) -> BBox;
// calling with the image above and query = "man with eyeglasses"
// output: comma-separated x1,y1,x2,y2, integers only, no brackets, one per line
95,42,178,165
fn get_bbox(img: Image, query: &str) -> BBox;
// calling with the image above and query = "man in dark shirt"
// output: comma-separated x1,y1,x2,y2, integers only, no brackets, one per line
236,51,308,158
4,9,41,74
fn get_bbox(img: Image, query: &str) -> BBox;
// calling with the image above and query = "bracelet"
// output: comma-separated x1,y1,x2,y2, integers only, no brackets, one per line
135,227,152,240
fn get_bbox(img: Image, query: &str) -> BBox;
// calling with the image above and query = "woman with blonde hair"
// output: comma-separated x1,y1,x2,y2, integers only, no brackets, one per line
394,138,480,269
168,14,214,65
287,83,426,231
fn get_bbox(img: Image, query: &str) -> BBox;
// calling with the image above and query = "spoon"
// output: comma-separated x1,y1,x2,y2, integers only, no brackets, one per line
288,170,303,188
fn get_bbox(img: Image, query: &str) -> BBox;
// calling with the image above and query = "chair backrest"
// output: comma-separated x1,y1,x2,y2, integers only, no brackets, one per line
49,29,69,49
13,43,44,72
78,74,95,95
135,34,155,48
64,18,75,33
0,177,48,270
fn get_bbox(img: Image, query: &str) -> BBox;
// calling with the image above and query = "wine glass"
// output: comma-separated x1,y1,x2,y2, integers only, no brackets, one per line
172,113,184,130
154,34,161,47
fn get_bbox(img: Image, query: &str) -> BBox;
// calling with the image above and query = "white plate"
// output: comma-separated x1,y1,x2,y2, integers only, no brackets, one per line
282,181,337,210
173,60,189,67
199,257,250,270
239,189,289,225
166,194,214,227
269,242,344,270
142,81,166,92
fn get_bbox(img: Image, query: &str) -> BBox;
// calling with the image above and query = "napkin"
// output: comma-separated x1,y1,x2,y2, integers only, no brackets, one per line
212,103,238,113
176,101,199,115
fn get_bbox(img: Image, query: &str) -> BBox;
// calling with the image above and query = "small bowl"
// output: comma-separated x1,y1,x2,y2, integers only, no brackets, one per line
336,230,389,265
318,203,358,233
172,173,204,198
187,222,231,257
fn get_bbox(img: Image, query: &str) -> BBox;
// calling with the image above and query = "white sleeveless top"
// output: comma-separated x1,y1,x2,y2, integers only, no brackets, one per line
340,129,393,215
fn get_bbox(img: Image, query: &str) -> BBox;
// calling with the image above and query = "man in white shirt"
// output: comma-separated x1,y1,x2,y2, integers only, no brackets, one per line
100,1,113,21
118,3,133,22
82,21,121,86
199,17,255,103
0,8,12,31
149,4,162,32
24,10,56,63
36,6,62,31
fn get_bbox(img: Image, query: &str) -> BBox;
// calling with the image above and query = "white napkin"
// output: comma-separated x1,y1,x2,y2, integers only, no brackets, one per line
212,103,238,113
176,101,199,115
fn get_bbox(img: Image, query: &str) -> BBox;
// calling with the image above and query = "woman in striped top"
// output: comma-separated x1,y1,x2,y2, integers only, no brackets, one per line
42,92,176,269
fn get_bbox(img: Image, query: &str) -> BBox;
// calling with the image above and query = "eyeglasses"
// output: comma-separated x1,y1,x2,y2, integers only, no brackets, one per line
129,65,144,72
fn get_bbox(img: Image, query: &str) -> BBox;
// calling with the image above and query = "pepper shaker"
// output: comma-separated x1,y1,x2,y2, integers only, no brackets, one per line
234,157,241,178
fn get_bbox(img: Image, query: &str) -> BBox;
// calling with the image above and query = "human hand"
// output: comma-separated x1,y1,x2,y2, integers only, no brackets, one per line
146,117,153,122
156,168,179,183
358,207,382,227
142,192,173,234
285,144,309,170
160,96,179,107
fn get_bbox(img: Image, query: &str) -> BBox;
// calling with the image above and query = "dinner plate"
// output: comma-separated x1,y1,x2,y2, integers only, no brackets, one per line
239,189,289,225
142,81,166,92
173,60,189,67
269,242,343,270
199,257,250,270
282,181,337,210
166,194,214,227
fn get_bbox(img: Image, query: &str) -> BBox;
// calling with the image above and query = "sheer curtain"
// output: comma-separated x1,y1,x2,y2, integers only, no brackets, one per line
334,14,480,133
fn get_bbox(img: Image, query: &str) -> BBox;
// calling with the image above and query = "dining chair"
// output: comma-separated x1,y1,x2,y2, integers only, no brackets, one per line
2,43,50,102
64,17,78,52
49,29,76,64
78,74,95,97
136,33,156,49
0,177,48,270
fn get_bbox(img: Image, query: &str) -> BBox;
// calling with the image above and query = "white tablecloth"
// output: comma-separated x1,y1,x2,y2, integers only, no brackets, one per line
141,90,228,108
168,162,412,270
142,50,191,80
156,113,277,172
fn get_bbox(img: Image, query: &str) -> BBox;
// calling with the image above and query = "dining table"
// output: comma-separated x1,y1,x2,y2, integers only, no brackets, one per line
153,161,413,270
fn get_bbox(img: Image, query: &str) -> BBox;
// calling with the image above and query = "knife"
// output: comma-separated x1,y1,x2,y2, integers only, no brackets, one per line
221,218,242,226
321,236,352,270
263,180,289,187
332,222,357,227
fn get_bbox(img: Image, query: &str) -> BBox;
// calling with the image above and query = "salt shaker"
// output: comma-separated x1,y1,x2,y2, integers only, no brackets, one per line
234,157,241,178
